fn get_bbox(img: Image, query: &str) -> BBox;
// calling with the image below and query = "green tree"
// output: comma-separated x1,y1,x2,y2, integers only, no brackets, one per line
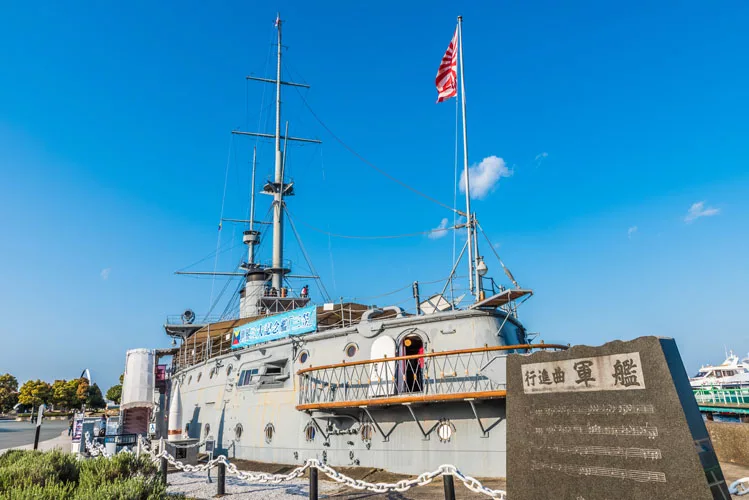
17,380,52,411
105,384,122,405
51,379,78,411
0,373,19,413
86,383,106,410
66,379,83,408
75,378,89,408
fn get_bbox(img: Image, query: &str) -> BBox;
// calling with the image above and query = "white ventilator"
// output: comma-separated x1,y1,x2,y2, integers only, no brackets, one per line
121,349,155,410
167,381,183,441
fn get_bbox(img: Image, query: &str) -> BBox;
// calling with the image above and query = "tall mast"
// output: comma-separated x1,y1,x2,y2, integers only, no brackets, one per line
271,14,285,291
457,16,480,300
248,146,258,265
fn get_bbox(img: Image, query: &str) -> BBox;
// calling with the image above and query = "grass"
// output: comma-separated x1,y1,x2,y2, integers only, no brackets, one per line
0,449,183,499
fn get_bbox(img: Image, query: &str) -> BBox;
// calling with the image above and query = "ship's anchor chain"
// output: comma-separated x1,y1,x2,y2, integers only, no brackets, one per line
136,436,507,498
730,477,749,496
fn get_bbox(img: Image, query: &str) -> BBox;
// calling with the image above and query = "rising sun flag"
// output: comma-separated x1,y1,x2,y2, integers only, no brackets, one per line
435,28,458,103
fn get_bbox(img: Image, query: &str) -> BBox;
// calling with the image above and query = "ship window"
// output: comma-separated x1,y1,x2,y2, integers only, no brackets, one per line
436,419,455,443
204,423,210,437
227,364,233,377
188,375,192,385
197,372,202,383
238,368,259,386
234,424,243,440
345,343,358,358
298,350,309,364
265,365,283,376
264,423,275,444
304,422,316,442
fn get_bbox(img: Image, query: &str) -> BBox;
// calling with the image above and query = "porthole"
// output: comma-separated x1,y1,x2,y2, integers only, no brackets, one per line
227,364,233,377
304,422,316,442
188,375,192,385
264,423,275,444
298,350,309,364
345,343,358,358
234,423,243,440
197,372,202,383
204,423,211,437
436,419,455,443
360,423,374,443
209,367,216,379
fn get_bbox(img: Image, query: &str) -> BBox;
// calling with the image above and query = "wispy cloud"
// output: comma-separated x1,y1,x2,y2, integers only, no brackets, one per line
534,152,548,167
459,155,512,200
428,218,450,239
684,201,720,223
100,268,111,280
627,226,638,239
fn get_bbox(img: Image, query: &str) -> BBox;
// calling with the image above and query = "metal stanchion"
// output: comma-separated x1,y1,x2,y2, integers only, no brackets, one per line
160,456,168,485
309,466,318,500
443,473,456,500
217,462,226,496
33,405,45,450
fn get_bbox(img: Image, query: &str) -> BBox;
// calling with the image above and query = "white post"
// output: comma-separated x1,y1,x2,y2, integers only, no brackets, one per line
457,16,478,300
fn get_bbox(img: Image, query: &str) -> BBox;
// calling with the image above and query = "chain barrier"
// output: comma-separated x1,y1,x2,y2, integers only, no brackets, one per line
730,477,749,496
83,432,112,458
136,436,507,498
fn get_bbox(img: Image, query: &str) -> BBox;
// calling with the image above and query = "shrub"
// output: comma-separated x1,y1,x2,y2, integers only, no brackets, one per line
0,449,182,499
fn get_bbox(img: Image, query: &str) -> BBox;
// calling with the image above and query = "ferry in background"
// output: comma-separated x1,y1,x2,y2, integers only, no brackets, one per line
690,351,749,389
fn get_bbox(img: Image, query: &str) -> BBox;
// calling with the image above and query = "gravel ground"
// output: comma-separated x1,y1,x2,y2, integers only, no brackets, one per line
167,470,339,499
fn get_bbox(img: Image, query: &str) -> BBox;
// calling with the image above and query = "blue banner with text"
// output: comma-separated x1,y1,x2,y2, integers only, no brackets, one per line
231,305,317,349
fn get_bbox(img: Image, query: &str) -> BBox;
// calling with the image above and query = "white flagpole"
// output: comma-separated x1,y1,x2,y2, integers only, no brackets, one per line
457,16,478,300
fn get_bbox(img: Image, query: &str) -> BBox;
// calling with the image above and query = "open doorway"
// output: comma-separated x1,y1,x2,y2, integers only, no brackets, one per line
399,335,424,393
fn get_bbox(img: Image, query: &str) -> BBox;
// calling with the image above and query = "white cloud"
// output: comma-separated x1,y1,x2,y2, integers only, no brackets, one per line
684,201,720,223
428,218,450,239
627,226,638,239
459,155,512,200
100,268,111,280
535,152,548,167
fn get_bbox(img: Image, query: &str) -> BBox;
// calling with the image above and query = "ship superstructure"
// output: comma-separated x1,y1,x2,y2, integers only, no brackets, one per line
151,15,566,478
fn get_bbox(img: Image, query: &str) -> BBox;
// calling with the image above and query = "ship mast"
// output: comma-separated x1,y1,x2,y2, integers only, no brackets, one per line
457,16,481,300
270,16,285,291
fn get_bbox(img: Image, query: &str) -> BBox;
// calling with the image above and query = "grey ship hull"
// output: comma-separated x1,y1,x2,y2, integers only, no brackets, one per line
170,308,524,477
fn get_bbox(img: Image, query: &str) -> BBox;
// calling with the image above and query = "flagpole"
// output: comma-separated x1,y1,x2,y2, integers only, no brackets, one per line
457,15,478,300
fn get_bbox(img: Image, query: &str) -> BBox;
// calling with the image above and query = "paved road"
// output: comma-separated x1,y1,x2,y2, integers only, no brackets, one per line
0,420,69,451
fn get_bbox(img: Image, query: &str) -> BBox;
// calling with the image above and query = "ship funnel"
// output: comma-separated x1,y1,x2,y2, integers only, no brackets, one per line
167,381,183,442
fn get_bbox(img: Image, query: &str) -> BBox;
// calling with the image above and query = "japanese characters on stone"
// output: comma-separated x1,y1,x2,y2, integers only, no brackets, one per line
521,353,645,394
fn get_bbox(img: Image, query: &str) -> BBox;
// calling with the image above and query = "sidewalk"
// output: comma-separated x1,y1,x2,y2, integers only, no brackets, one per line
0,431,72,454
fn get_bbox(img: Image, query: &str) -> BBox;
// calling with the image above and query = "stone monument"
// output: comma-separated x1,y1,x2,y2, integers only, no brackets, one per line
507,336,731,500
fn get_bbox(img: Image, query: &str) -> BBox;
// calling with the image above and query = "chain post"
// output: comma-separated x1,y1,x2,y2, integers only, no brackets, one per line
217,460,226,496
309,465,319,500
160,455,168,486
443,473,456,500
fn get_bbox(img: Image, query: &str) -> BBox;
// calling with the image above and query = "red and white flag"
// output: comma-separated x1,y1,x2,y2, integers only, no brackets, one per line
435,29,458,103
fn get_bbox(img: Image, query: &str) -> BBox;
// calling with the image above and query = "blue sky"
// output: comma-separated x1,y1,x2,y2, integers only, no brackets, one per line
1,1,748,392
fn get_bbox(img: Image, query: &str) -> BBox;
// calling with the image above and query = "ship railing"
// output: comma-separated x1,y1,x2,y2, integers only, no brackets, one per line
296,343,568,410
692,386,749,406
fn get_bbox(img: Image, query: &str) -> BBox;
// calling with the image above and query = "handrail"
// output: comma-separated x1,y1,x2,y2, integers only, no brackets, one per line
297,343,568,375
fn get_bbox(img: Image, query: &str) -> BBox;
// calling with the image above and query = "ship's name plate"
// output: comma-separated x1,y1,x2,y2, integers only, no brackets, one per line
522,352,645,394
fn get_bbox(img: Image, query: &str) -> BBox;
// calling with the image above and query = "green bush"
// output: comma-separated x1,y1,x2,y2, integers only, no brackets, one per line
0,449,182,500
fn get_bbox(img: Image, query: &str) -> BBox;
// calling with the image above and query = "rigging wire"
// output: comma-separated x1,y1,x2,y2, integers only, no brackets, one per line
208,134,236,312
284,206,332,302
289,85,460,215
286,207,461,240
476,220,520,289
451,82,460,304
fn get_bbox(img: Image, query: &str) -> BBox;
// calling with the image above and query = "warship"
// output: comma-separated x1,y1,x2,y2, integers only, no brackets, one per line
121,16,566,478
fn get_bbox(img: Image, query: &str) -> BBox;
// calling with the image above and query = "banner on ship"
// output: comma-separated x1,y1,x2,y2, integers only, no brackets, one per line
231,305,317,349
